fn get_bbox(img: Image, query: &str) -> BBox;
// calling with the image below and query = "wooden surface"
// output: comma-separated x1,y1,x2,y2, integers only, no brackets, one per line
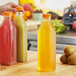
0,51,76,76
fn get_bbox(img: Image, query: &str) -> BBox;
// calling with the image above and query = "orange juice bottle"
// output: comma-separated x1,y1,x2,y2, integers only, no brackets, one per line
38,14,56,72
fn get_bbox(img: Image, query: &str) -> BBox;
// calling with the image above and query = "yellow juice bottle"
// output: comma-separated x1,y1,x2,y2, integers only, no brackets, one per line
38,14,56,72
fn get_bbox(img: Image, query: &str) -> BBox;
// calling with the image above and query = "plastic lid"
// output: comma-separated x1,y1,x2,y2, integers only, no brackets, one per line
16,7,24,12
3,12,12,16
12,13,16,20
43,14,51,18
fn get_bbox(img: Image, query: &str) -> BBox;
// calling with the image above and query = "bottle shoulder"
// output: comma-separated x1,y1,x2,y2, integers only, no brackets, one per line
14,16,27,27
39,21,55,32
1,17,13,27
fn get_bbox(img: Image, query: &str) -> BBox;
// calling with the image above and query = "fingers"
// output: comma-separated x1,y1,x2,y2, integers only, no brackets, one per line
6,8,17,13
7,2,18,8
7,2,18,13
11,2,18,8
0,2,19,14
10,8,17,13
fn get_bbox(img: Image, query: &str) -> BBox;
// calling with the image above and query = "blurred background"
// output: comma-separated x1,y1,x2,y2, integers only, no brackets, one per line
0,0,75,16
0,0,76,53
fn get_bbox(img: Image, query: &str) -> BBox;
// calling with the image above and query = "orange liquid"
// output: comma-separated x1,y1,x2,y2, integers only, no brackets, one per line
38,20,56,72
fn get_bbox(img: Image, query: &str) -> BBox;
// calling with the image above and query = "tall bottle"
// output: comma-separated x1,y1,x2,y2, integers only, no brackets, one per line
38,14,56,72
14,7,27,62
0,12,17,65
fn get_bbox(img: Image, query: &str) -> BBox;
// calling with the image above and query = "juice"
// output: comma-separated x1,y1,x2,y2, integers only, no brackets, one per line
0,12,17,65
38,14,56,72
14,7,27,62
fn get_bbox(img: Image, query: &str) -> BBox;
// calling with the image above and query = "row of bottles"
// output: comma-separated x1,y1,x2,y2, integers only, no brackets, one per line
0,7,27,65
0,6,56,72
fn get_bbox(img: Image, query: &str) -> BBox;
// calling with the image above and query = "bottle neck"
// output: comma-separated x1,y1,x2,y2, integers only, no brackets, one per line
43,17,51,21
16,12,23,16
4,15,12,19
4,15,13,26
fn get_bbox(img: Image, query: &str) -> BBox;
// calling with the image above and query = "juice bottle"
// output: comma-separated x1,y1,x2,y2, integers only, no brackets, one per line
0,12,17,65
14,7,27,62
38,14,56,72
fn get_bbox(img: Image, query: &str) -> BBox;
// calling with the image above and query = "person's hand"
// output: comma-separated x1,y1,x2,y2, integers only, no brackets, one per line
0,2,18,14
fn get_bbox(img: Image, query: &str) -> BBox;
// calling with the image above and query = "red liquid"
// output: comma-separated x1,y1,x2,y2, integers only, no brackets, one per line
0,16,17,65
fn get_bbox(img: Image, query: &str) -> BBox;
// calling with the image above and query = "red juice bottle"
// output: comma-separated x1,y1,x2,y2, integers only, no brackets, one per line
0,12,17,65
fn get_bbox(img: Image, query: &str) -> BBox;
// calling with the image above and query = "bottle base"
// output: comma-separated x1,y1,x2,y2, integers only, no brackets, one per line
38,67,56,72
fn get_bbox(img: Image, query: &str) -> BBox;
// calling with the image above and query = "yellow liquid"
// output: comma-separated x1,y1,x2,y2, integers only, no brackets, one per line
14,15,27,62
38,20,56,72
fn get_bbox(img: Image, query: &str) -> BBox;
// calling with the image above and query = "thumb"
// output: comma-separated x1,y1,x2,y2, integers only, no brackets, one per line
9,8,17,13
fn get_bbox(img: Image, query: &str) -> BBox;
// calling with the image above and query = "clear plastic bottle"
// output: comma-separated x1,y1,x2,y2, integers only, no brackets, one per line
38,14,56,72
14,7,27,62
0,12,17,65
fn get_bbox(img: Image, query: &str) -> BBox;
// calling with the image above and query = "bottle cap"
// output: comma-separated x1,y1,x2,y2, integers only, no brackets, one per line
3,12,12,16
43,14,51,18
12,13,16,20
16,7,24,12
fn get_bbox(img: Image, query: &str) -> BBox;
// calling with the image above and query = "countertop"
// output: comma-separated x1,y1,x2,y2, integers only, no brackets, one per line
0,51,76,76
